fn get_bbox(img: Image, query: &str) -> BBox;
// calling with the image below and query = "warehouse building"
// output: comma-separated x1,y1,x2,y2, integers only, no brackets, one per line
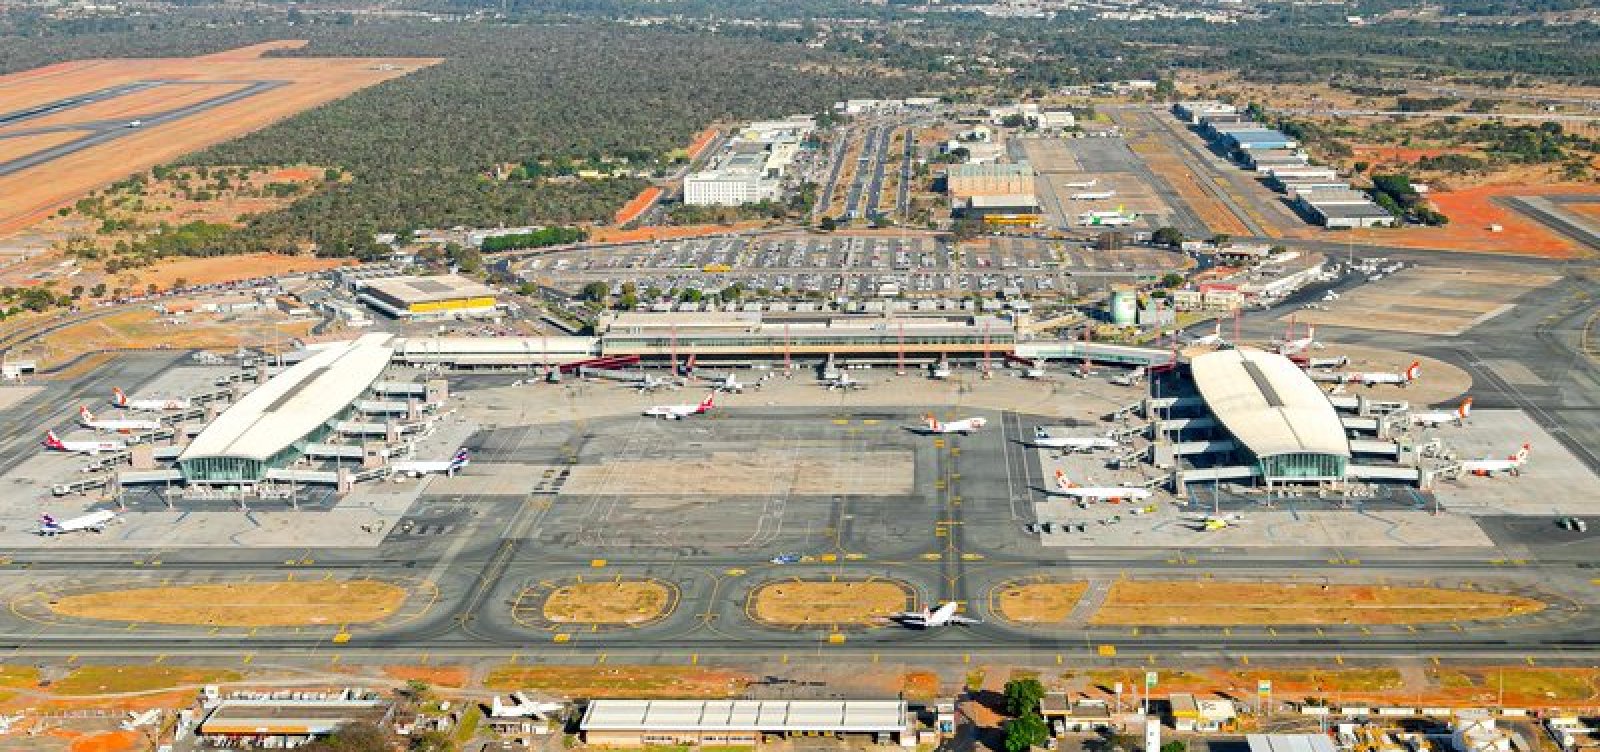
1173,101,1238,124
357,274,499,320
197,696,395,744
580,699,914,747
1219,129,1298,151
1293,188,1395,229
177,333,396,485
946,163,1037,199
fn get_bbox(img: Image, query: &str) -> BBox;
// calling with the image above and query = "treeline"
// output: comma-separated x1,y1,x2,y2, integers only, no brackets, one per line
1370,174,1447,225
480,226,587,252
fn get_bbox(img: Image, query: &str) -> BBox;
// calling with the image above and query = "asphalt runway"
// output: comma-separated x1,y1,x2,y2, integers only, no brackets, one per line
0,79,287,177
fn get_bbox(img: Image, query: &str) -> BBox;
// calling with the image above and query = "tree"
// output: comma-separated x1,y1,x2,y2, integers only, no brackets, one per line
1162,742,1188,752
1152,226,1185,247
1003,712,1048,752
411,730,455,752
1160,272,1185,288
1209,233,1232,248
818,216,838,232
580,281,610,302
1003,677,1046,717
298,723,394,752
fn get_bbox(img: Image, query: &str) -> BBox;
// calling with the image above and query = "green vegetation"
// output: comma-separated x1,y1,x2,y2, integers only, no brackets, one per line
480,226,588,252
1370,174,1448,225
1003,677,1046,717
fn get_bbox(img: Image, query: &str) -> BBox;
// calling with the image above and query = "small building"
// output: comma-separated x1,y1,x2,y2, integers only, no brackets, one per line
579,699,915,747
947,163,1036,198
1307,201,1395,230
1168,693,1200,732
1041,694,1114,733
357,274,499,320
1195,699,1237,732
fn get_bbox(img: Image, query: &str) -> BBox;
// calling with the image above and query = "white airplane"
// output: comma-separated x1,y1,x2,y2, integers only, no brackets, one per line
1029,426,1118,452
112,387,190,411
824,371,866,391
1411,397,1472,428
1459,443,1530,477
921,413,987,435
1051,470,1153,502
1076,207,1140,227
889,601,981,628
1188,321,1226,347
1276,325,1320,355
121,710,161,731
42,430,124,455
391,447,469,478
37,510,117,536
707,373,744,393
634,374,674,392
643,392,716,420
1063,178,1098,189
1070,190,1117,200
1348,361,1420,387
78,406,160,433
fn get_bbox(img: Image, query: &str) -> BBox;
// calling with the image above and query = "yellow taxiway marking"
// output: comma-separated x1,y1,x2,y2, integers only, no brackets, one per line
590,559,607,568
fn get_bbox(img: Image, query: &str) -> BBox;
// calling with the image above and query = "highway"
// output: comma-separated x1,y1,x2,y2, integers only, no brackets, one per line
0,80,286,177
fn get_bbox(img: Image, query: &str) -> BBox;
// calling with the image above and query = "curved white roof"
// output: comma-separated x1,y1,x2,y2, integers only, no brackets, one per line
180,333,394,462
1191,348,1350,459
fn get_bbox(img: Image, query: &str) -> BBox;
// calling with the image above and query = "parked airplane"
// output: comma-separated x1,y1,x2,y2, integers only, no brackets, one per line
121,710,161,731
1021,359,1046,379
634,374,674,392
889,601,981,628
643,392,716,420
1276,325,1320,355
78,406,160,433
1063,178,1098,189
1187,321,1226,347
921,413,988,435
1051,470,1153,502
391,447,470,478
42,430,124,455
1411,398,1472,428
1076,206,1140,227
1202,514,1246,531
1028,426,1118,452
707,373,744,393
824,371,866,391
112,387,190,411
1460,443,1530,477
37,510,117,536
1348,361,1420,387
1070,190,1117,200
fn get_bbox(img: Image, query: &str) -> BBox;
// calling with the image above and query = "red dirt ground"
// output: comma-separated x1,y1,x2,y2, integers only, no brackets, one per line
383,666,468,688
1313,183,1600,258
1351,145,1479,163
614,186,663,226
684,127,720,162
69,731,142,752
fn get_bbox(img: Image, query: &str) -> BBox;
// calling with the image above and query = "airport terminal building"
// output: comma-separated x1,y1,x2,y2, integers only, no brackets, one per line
177,333,395,484
1190,348,1350,484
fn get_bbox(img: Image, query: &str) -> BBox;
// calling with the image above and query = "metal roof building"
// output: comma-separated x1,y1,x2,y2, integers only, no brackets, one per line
1247,735,1339,752
178,333,394,484
1191,348,1350,485
581,700,912,746
197,698,394,739
358,274,499,319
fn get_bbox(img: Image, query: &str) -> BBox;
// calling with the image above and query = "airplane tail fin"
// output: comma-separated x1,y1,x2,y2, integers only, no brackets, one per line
1405,361,1421,381
1459,397,1473,419
39,514,56,528
1514,443,1531,463
924,413,941,431
112,387,127,406
1055,469,1075,489
697,392,715,412
43,431,62,449
78,406,93,423
450,448,470,469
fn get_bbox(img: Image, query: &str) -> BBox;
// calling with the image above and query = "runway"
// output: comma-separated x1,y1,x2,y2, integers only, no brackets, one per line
0,79,287,177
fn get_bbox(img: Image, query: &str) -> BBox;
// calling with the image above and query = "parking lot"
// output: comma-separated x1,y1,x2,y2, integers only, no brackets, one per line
516,232,1189,301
